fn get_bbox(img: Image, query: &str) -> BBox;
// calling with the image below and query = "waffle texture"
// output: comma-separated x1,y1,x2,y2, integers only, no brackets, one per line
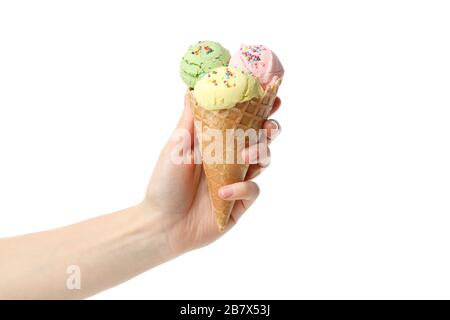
190,78,281,230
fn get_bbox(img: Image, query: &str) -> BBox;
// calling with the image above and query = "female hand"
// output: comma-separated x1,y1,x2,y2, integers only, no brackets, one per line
143,94,282,255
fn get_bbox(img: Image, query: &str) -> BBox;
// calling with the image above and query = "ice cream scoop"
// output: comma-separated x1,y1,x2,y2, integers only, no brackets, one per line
229,44,284,89
193,66,263,111
180,41,231,88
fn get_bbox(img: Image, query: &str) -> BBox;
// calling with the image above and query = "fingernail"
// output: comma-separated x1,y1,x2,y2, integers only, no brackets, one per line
219,186,233,199
270,119,281,132
270,119,281,135
268,120,281,142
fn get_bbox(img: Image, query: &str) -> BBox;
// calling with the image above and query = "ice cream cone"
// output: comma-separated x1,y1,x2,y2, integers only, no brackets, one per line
189,78,282,231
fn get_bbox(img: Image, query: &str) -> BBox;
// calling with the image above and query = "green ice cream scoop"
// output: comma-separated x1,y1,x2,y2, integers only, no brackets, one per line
180,41,230,88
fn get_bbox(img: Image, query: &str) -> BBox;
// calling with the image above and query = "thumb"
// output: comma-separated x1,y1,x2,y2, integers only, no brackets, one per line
162,92,195,156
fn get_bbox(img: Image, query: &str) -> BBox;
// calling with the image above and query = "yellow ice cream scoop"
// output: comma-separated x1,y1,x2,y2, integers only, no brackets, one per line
193,66,264,111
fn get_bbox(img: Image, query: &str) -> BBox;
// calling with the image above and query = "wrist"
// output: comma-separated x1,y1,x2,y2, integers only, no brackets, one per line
134,200,185,260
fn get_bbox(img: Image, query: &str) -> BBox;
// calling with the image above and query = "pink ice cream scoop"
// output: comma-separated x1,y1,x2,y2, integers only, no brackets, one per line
229,44,284,89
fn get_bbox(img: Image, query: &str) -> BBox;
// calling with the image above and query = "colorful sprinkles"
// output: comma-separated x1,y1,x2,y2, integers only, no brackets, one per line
240,45,267,69
204,46,213,54
191,44,215,56
207,67,238,88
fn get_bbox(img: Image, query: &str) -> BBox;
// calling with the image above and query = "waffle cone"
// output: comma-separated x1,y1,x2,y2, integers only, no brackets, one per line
190,78,281,231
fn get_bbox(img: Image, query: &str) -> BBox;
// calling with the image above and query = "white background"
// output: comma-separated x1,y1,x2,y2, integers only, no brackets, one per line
1,0,450,299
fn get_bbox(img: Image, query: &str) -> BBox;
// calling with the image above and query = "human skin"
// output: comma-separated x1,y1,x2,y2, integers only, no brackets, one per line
0,95,282,299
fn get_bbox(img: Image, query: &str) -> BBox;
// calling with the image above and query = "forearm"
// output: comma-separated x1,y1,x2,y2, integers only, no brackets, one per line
0,203,176,299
